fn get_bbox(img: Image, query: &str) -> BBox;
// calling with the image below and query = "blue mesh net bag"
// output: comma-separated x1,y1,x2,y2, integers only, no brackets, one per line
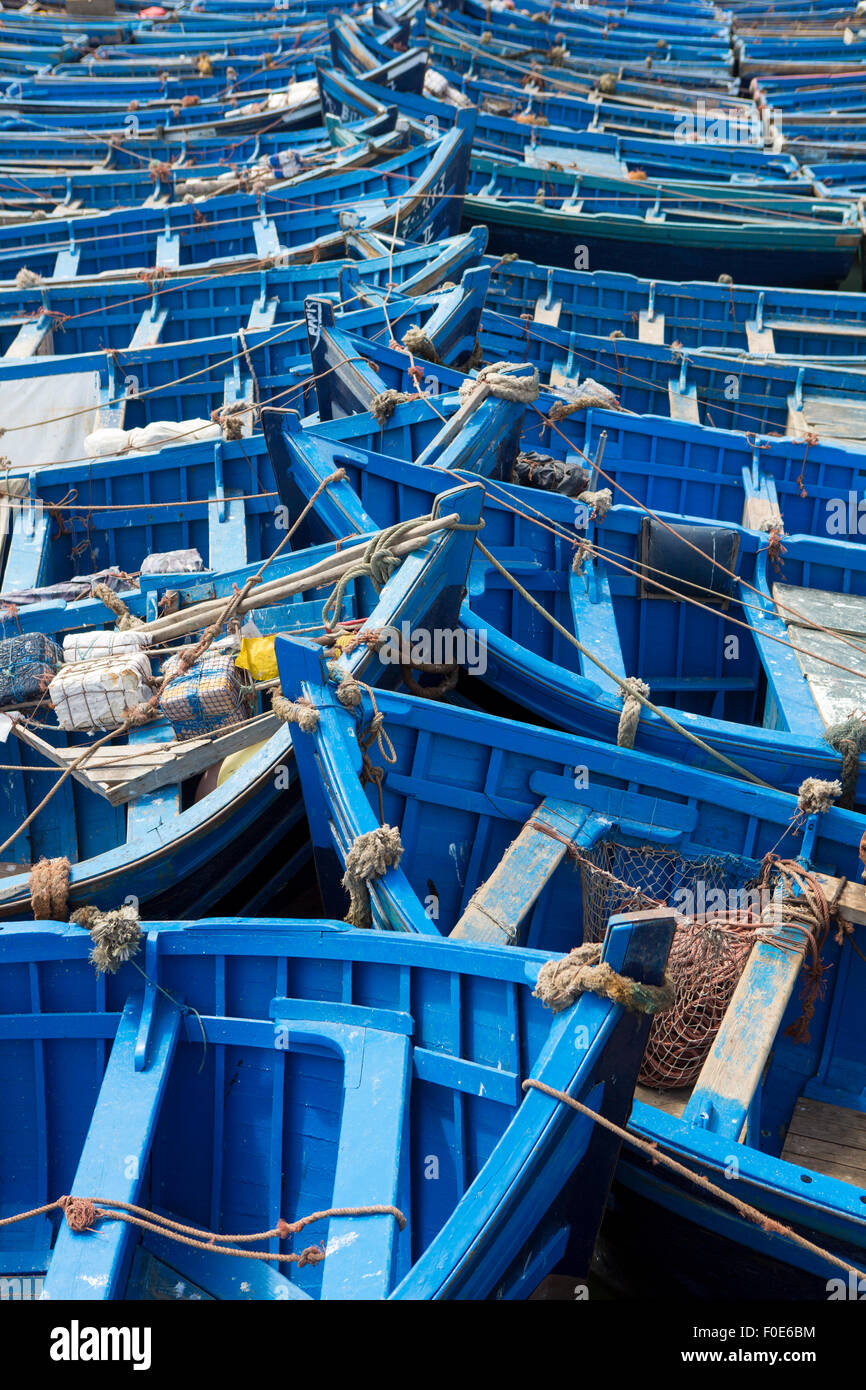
158,650,255,741
0,633,62,706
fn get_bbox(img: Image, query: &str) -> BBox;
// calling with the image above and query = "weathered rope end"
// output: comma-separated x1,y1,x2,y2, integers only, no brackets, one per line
342,825,403,929
533,942,675,1016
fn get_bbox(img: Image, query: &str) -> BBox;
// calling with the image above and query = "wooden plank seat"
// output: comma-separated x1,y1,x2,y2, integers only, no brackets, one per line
12,711,280,807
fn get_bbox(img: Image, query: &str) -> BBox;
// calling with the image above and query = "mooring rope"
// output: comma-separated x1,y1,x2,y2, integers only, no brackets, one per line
522,1078,866,1282
0,1196,406,1270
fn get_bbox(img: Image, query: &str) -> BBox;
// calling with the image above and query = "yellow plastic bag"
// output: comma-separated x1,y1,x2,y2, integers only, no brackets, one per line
236,635,278,682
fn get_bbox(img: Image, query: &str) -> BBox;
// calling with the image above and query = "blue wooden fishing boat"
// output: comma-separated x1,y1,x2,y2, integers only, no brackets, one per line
0,117,406,216
476,315,866,444
0,227,486,356
275,640,866,1288
462,155,860,289
0,274,487,477
0,481,483,920
266,408,866,802
0,115,474,282
317,61,809,192
482,256,866,360
0,909,673,1300
0,361,516,595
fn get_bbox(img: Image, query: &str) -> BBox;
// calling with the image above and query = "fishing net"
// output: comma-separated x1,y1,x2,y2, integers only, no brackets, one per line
576,839,766,1089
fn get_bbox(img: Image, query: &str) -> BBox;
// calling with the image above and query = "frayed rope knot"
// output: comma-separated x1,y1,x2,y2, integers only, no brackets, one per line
15,267,43,288
59,1196,99,1233
796,777,842,816
297,1243,326,1268
271,691,319,734
71,904,142,975
617,677,650,750
572,539,592,575
402,325,440,365
577,487,612,520
333,674,363,708
370,389,416,425
342,825,403,929
29,856,70,921
458,361,540,405
533,943,675,1016
92,582,145,631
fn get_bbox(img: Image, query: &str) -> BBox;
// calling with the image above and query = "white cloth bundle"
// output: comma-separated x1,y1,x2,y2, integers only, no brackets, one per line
62,630,151,664
84,419,220,458
264,78,318,111
139,548,204,576
234,78,318,119
50,651,153,732
424,68,474,108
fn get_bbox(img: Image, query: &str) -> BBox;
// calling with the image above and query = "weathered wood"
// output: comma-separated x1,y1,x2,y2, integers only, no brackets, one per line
450,798,592,945
789,395,866,445
12,712,280,806
668,379,701,424
682,914,810,1140
745,321,775,354
812,873,866,926
781,1098,866,1185
743,493,783,532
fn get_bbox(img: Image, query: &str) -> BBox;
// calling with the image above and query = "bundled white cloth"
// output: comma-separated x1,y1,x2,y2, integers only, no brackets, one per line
50,651,153,732
234,78,318,118
140,548,204,576
424,68,474,108
85,419,220,458
62,630,151,664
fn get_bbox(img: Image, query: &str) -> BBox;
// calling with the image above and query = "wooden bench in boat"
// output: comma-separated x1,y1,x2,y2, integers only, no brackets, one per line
787,393,866,446
450,798,607,946
11,710,281,807
683,874,866,1143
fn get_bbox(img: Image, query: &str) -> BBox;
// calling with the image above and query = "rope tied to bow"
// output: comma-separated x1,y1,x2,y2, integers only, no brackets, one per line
458,361,540,405
29,856,70,920
330,671,363,708
533,942,675,1016
796,777,841,817
91,582,145,631
71,903,142,975
401,325,440,364
577,487,612,520
321,518,429,632
342,825,404,929
617,677,651,749
370,388,416,424
271,691,319,734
